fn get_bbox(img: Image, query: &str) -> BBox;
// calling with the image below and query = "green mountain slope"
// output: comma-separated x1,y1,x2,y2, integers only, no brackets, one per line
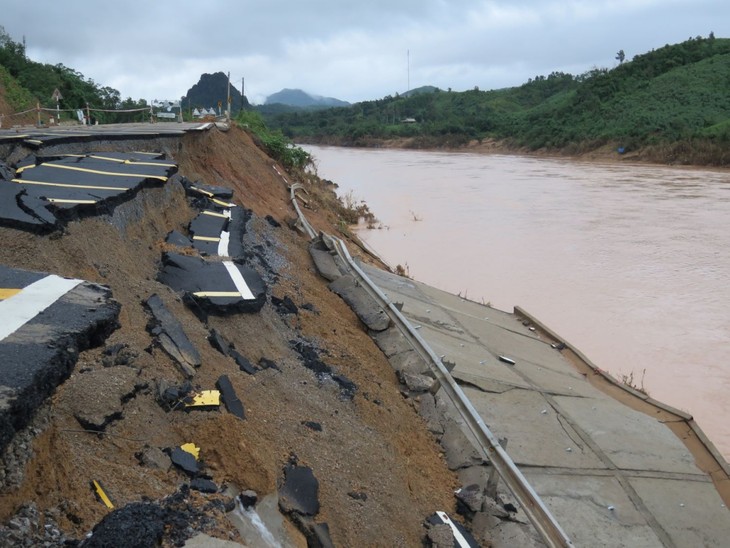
264,36,730,162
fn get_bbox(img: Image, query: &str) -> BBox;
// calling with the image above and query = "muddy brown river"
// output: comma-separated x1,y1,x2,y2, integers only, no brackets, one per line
304,145,730,459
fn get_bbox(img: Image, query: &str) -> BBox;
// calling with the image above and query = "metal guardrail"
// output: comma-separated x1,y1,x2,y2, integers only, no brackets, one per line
325,235,574,548
276,165,573,546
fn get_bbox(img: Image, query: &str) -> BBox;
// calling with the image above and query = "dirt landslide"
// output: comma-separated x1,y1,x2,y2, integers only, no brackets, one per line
0,126,458,546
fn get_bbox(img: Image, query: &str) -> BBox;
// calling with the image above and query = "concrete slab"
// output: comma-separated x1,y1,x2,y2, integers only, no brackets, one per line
525,472,664,547
462,385,605,469
554,395,704,475
628,476,730,547
360,261,730,546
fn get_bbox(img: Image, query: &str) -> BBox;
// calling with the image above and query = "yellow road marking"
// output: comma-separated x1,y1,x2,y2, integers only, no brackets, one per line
192,236,221,242
212,198,236,207
193,291,242,298
12,179,128,191
92,480,114,509
43,163,168,181
26,139,43,145
0,288,21,300
180,443,200,460
190,185,213,197
202,210,229,218
186,390,221,407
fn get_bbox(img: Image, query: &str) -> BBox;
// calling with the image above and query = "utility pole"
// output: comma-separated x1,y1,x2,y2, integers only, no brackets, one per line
226,71,231,121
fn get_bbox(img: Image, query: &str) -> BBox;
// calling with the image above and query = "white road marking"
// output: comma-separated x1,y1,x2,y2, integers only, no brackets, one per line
0,275,83,341
222,261,255,300
218,231,231,257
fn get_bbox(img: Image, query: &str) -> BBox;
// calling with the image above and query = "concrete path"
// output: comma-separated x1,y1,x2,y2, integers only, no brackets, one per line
362,264,730,547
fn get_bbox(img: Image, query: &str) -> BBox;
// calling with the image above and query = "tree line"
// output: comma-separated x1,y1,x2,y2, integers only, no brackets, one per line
262,35,730,161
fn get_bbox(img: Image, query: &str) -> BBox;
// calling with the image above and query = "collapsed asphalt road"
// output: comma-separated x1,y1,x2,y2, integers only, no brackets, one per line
0,125,459,547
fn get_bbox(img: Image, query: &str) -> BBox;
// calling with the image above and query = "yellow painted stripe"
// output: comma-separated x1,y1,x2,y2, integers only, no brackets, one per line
0,134,30,139
202,210,229,218
192,236,221,242
190,185,214,197
26,139,43,145
186,390,221,407
14,164,34,173
43,163,168,181
193,291,242,298
212,198,236,208
132,151,162,156
180,443,200,460
124,159,176,167
92,480,114,509
0,288,22,300
12,179,128,191
47,198,98,204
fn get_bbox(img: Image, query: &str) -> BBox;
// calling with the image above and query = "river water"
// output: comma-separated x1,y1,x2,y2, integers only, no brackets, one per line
304,145,730,459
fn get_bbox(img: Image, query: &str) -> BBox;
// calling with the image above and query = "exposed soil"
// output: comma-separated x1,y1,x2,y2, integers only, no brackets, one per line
0,126,458,546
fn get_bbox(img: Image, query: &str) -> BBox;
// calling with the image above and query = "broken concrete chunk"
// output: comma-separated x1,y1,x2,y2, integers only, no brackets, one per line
441,420,486,471
309,246,342,282
455,484,485,515
216,375,245,420
400,372,436,393
328,275,390,332
145,294,201,378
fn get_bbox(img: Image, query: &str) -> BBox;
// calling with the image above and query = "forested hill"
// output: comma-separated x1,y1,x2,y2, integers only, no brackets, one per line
264,36,730,164
0,27,148,124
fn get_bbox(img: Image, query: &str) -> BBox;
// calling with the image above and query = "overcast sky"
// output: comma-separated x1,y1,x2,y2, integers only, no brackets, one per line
2,0,728,105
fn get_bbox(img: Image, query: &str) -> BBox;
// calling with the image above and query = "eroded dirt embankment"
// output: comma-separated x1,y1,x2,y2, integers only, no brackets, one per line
0,126,457,546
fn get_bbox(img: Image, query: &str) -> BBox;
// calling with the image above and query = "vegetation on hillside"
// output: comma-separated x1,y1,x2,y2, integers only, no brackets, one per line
263,35,730,163
235,110,311,170
0,27,147,123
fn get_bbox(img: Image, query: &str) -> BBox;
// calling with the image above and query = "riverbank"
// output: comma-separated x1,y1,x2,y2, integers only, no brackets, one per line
298,135,730,168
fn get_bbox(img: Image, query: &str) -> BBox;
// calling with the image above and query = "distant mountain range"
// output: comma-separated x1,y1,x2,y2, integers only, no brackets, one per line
264,88,350,108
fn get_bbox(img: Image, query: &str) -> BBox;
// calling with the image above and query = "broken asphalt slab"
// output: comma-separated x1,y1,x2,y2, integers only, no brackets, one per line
215,375,245,420
0,265,120,453
158,252,266,313
278,460,320,517
145,294,201,378
7,153,177,223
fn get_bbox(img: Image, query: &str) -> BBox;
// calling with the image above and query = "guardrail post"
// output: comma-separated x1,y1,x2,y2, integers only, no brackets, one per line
486,437,508,498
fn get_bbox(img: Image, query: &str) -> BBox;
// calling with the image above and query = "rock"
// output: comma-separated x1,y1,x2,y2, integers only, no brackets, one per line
347,491,367,502
136,446,172,472
271,295,298,315
302,421,322,432
400,372,436,393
